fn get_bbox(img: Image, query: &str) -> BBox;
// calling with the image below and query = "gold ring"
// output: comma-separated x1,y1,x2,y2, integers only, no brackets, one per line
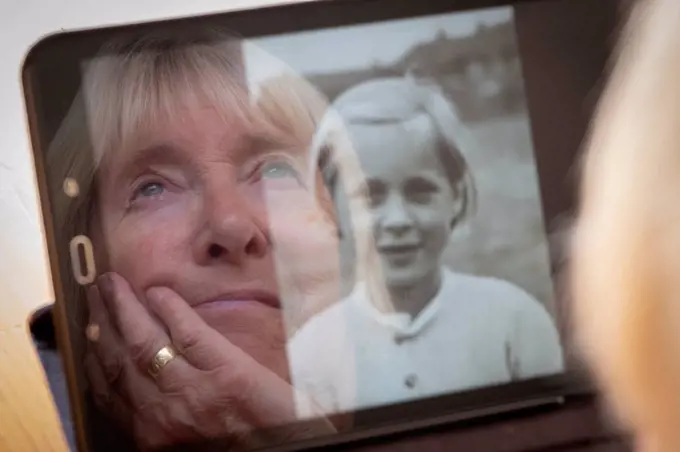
148,345,179,378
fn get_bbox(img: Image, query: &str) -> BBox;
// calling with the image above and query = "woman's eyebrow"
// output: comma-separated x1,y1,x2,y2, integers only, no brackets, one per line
108,143,189,185
231,133,302,161
126,143,189,168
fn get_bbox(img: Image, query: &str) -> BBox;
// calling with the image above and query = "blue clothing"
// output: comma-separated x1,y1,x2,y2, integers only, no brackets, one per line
30,308,143,452
30,306,76,451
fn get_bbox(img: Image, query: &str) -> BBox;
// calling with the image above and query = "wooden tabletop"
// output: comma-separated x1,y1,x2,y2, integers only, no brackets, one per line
0,322,68,451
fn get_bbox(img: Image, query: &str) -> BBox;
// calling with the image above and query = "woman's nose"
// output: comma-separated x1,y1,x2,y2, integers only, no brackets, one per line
193,188,269,266
380,196,414,236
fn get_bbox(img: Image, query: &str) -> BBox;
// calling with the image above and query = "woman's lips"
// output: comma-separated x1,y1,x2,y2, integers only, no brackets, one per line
194,290,281,310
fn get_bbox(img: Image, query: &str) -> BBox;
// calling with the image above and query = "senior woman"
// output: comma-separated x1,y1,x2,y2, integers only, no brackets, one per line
41,28,345,451
288,77,565,418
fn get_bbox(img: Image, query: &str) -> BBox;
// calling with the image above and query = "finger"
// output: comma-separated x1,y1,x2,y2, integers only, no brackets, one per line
146,289,333,439
146,287,240,370
98,273,187,376
87,285,130,391
87,286,172,399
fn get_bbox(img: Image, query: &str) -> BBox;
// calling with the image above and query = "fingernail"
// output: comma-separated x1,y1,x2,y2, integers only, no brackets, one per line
98,273,113,298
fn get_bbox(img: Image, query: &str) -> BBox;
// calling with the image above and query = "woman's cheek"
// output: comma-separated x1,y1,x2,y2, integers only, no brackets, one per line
343,196,375,236
268,203,338,259
260,184,335,240
104,195,194,282
266,201,341,332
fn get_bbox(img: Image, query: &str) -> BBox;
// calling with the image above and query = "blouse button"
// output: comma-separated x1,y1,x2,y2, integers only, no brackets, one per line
404,374,418,389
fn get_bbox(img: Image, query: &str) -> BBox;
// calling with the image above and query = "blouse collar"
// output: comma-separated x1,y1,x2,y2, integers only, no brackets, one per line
351,269,447,340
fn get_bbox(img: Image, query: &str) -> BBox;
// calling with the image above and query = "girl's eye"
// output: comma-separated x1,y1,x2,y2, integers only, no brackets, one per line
260,161,300,180
365,180,387,207
134,181,165,199
403,177,439,205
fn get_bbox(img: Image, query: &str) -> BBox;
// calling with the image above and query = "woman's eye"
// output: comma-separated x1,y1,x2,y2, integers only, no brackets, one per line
260,161,299,180
134,181,165,199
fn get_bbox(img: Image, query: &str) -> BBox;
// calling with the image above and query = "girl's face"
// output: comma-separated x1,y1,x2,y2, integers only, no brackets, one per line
345,115,460,289
93,102,340,380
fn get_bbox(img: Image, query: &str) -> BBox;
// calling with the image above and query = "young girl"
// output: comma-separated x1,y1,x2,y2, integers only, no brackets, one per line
289,77,564,418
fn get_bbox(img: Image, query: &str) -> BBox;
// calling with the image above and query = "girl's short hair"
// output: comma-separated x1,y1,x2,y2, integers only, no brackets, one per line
311,77,477,231
303,77,478,308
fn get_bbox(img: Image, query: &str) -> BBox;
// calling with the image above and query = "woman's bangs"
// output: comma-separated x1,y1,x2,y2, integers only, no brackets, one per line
84,47,251,165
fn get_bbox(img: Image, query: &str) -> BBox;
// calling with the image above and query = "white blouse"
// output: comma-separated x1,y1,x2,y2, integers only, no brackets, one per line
287,268,565,419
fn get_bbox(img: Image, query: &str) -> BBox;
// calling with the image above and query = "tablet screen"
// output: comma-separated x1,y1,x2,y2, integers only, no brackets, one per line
23,0,603,450
246,3,563,412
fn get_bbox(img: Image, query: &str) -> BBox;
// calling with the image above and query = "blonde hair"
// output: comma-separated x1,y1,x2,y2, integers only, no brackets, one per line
572,0,680,450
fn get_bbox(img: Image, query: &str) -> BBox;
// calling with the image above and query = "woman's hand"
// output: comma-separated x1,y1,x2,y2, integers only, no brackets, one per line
85,272,335,451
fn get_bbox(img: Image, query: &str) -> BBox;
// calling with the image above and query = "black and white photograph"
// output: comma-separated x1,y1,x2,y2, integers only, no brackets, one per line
246,6,565,418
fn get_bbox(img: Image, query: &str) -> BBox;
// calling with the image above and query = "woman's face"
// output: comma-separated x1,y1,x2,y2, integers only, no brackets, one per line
346,115,459,289
93,102,340,380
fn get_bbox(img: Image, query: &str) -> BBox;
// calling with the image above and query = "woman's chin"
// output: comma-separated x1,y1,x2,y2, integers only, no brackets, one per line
195,300,285,336
195,302,291,378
